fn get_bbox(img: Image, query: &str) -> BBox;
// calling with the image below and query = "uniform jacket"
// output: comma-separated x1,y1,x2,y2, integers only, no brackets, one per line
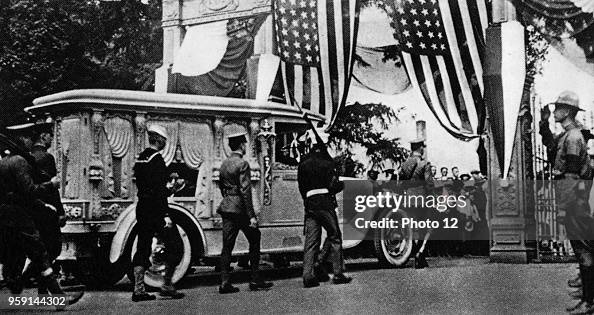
217,151,255,219
0,154,53,229
30,144,64,216
133,147,170,220
398,151,433,194
297,151,344,211
540,121,591,178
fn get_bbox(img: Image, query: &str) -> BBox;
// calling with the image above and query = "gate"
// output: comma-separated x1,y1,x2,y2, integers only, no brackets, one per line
532,95,594,261
531,97,575,261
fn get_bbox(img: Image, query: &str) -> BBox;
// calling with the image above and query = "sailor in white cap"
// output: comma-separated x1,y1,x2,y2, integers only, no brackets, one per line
539,91,594,314
147,124,168,140
131,124,184,301
217,131,273,294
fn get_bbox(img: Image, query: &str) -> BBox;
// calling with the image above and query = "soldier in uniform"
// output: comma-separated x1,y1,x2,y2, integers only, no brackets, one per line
5,122,65,294
298,132,352,288
398,137,434,268
132,125,184,302
539,91,594,314
0,132,83,308
28,123,65,271
217,131,273,294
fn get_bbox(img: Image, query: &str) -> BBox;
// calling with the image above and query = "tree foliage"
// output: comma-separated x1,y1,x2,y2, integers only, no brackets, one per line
0,0,162,127
330,102,408,170
525,25,550,82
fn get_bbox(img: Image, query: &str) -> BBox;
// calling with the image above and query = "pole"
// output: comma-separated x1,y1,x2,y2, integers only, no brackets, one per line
285,89,326,147
492,0,516,23
486,0,537,263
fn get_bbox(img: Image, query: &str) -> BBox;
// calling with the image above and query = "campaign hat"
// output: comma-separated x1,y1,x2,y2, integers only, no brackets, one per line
548,90,583,111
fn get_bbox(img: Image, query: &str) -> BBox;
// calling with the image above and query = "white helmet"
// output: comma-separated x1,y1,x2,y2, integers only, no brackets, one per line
148,124,168,140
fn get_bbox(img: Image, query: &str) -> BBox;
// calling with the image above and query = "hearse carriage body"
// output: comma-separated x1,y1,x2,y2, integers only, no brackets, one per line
24,89,412,286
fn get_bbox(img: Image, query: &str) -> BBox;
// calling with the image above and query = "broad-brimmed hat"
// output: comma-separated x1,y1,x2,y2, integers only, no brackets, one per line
6,122,36,132
548,90,583,111
7,114,52,129
147,124,168,140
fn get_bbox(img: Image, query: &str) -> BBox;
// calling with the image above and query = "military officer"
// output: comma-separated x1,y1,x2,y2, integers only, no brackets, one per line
28,122,65,265
5,121,64,294
0,132,83,308
298,131,351,288
217,131,273,294
398,137,434,269
539,91,594,314
132,124,184,302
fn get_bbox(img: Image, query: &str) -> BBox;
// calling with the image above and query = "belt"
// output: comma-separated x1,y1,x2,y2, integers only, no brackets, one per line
306,188,329,198
223,187,241,196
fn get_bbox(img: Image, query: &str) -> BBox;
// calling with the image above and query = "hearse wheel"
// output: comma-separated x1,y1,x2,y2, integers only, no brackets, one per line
373,209,413,267
126,212,196,287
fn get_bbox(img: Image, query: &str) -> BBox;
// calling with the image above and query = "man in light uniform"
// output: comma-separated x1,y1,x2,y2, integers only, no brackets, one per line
398,137,434,268
217,131,273,294
539,91,594,314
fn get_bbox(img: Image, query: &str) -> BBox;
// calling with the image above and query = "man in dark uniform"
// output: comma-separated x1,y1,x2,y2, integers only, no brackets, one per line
217,131,273,294
539,91,594,314
5,122,65,294
398,137,434,268
0,133,83,308
28,123,65,268
298,132,351,288
132,125,184,302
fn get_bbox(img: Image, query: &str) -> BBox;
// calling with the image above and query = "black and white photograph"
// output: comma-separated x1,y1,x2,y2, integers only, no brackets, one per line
0,0,594,313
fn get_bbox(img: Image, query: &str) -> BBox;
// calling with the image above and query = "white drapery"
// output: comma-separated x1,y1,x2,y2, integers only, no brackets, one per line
171,21,229,76
179,122,210,170
103,117,134,198
103,117,133,158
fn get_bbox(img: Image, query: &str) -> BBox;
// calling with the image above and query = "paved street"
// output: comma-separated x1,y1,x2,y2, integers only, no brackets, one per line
0,257,579,314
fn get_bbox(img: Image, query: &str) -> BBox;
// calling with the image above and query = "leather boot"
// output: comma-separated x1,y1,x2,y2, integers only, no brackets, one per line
584,267,594,305
41,273,84,310
37,282,48,295
160,265,184,299
314,263,330,282
132,266,155,302
414,252,429,269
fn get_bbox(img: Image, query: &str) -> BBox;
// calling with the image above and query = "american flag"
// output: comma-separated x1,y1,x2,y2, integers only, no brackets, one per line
273,0,360,127
390,0,489,140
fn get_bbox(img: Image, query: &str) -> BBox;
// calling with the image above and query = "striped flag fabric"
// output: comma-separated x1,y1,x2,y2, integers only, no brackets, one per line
389,0,489,140
272,0,360,127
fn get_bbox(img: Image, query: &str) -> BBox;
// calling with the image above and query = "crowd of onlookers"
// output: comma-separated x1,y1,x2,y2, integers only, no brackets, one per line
428,167,490,257
365,165,490,257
